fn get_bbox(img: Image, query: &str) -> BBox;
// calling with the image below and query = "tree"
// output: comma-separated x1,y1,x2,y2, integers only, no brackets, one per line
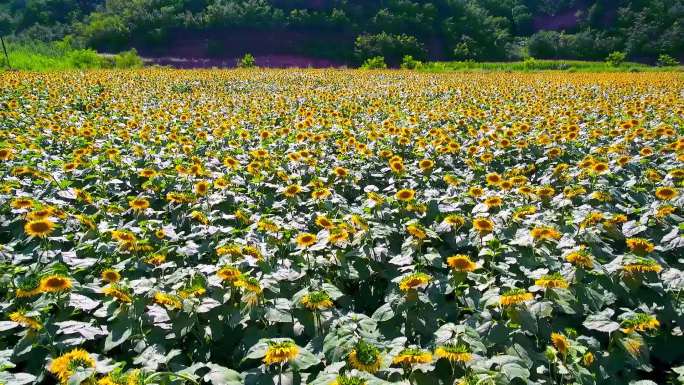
354,32,425,66
237,53,256,68
606,51,627,66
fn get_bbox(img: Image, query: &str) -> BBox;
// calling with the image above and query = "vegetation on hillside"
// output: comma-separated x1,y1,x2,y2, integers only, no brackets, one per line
0,0,682,64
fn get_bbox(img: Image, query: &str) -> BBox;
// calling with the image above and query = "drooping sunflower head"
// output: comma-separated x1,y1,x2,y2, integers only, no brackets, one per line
621,313,659,334
535,272,569,289
153,292,182,309
9,310,42,330
216,266,241,283
550,332,569,355
530,226,561,242
348,340,382,373
263,340,299,365
435,343,472,363
499,288,534,306
392,348,432,366
625,238,655,255
300,290,333,310
565,248,594,269
330,375,367,385
399,272,431,292
49,348,96,384
103,284,133,303
447,254,477,272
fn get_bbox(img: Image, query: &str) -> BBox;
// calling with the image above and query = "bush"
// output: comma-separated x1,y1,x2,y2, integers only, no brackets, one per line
400,55,421,70
606,51,626,67
360,56,387,69
114,48,143,69
67,48,105,69
656,54,679,67
354,32,425,66
237,53,256,68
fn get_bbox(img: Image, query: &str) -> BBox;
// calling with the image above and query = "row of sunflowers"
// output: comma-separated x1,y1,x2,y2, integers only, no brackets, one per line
0,69,683,385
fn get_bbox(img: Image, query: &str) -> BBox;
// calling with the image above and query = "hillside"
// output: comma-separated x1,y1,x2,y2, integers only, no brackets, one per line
1,0,682,65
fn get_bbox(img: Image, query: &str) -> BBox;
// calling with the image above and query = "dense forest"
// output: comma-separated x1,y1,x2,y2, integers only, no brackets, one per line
1,0,683,64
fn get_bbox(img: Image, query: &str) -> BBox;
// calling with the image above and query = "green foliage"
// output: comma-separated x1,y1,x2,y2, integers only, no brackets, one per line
400,55,421,70
606,51,627,67
113,48,143,69
237,53,256,68
657,54,679,67
417,59,672,73
354,32,425,66
360,56,387,69
2,0,684,63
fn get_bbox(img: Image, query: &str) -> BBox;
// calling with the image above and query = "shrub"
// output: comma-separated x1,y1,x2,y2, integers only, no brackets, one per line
656,54,679,67
114,48,143,69
400,55,421,70
67,49,105,69
606,51,626,67
354,32,425,66
360,56,387,69
237,53,256,68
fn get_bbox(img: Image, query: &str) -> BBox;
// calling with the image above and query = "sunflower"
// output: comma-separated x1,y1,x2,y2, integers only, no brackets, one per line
447,255,477,272
296,232,317,248
39,275,72,293
622,258,662,275
389,161,405,173
330,375,367,385
621,313,659,334
194,180,211,196
406,224,427,240
655,187,678,201
333,167,349,178
443,214,465,229
315,215,334,229
263,340,299,365
312,188,331,200
10,197,34,209
392,348,432,366
550,333,569,355
472,217,494,234
485,172,502,185
348,340,382,373
625,238,655,255
24,218,56,238
395,188,415,201
49,349,96,384
530,226,561,242
154,292,182,309
101,269,121,283
535,273,569,289
283,184,302,198
138,169,158,178
103,285,132,303
0,147,13,161
9,310,42,330
499,288,534,306
418,159,434,171
399,272,431,292
591,162,609,174
129,198,150,212
215,266,241,284
566,249,593,269
435,344,472,363
300,290,333,310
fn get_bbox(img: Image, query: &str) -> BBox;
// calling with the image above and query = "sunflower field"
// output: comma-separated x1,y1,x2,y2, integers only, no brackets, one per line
1,70,684,385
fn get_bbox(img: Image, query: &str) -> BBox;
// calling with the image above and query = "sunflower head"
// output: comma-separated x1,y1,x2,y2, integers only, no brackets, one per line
24,219,56,238
263,340,299,365
49,349,95,384
300,290,333,310
295,232,317,248
39,275,72,293
435,343,472,363
348,340,382,373
392,348,432,366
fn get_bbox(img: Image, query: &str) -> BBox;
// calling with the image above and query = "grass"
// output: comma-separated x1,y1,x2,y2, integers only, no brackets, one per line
0,39,143,71
418,59,683,73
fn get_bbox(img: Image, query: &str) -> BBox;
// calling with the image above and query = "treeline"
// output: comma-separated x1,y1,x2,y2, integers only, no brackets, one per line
1,0,682,64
